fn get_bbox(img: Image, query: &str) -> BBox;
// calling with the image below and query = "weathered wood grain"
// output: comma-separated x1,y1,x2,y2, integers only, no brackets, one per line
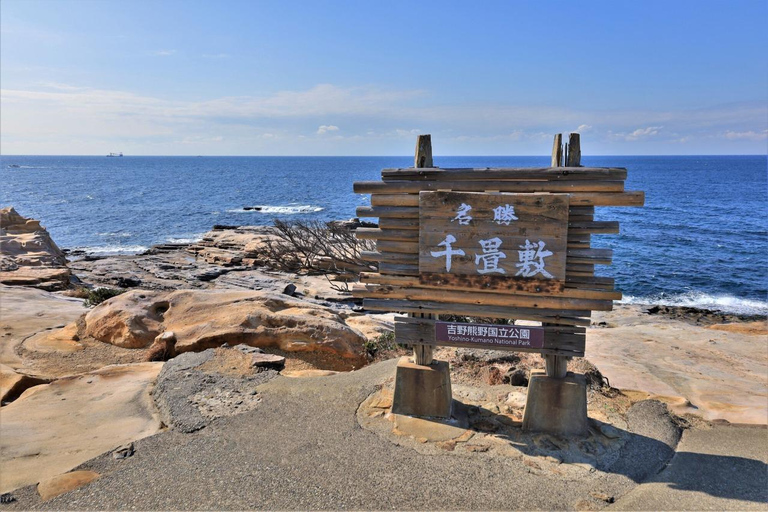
359,273,622,300
354,180,624,194
352,284,613,311
379,218,420,230
567,133,581,167
380,167,628,181
362,298,591,326
552,134,563,167
414,134,433,168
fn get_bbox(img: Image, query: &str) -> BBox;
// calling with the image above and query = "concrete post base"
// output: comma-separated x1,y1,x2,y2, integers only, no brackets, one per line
391,356,452,419
522,369,588,437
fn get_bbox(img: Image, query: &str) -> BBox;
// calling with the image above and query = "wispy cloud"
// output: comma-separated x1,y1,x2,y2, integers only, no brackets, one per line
723,129,768,141
151,49,176,56
1,83,766,155
201,53,231,59
316,125,339,135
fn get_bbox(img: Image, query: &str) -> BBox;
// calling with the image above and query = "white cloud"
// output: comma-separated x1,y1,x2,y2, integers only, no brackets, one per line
1,82,766,155
151,49,176,56
317,125,339,135
609,126,663,141
724,129,768,141
202,53,231,59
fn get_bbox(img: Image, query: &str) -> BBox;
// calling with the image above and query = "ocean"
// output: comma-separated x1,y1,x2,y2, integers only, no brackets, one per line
2,155,766,316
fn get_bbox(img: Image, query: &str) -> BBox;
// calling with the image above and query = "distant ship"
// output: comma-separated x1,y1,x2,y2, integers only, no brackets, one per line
107,152,123,157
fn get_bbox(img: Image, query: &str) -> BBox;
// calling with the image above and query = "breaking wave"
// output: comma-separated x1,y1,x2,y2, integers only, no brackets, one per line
621,291,768,317
227,204,324,214
166,234,204,244
74,245,149,256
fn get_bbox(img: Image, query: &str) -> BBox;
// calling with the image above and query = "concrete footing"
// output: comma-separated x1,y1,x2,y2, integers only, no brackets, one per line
391,356,452,419
522,369,588,437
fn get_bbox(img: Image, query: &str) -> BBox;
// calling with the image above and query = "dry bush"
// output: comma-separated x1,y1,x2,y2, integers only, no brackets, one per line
261,220,377,291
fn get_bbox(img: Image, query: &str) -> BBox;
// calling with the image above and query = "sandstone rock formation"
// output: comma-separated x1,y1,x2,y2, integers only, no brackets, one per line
0,362,162,493
76,289,367,365
0,207,70,290
0,284,85,370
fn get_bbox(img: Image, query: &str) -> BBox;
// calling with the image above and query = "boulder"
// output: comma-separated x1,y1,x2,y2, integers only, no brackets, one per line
81,289,367,364
83,290,167,348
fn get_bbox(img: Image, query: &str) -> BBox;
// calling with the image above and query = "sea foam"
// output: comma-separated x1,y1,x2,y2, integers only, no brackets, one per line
621,291,768,317
227,205,324,214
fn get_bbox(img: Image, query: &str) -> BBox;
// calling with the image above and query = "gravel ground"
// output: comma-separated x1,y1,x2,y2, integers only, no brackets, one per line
3,359,708,511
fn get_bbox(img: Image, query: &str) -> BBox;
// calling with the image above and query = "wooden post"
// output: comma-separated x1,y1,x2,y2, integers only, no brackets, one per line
414,134,433,168
566,133,581,167
551,134,563,167
412,134,434,365
542,132,582,378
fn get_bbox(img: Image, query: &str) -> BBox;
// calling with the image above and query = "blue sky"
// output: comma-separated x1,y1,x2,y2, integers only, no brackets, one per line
1,0,766,155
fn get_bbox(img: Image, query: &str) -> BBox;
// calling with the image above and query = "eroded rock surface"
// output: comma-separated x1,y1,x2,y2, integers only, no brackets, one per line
588,305,768,424
0,207,70,290
75,289,368,365
0,362,162,494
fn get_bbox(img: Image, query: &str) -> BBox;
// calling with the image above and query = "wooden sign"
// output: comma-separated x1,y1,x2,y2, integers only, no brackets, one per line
435,321,544,350
419,191,568,292
352,135,644,359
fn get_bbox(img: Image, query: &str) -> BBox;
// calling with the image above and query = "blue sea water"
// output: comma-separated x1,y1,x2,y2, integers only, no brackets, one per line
1,155,766,315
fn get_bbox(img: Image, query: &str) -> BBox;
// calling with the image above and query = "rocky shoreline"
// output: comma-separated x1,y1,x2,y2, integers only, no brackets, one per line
1,206,766,505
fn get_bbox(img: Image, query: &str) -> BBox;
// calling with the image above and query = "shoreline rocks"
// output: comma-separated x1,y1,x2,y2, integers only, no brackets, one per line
0,207,71,290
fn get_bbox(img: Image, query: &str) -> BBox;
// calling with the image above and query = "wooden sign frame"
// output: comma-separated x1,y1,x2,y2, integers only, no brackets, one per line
353,135,643,359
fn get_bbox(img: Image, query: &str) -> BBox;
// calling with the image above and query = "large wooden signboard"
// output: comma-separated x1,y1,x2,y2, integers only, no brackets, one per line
419,191,568,292
353,142,644,358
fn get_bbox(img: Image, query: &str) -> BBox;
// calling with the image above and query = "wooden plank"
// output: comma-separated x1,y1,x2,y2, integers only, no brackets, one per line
368,190,639,208
419,191,569,281
395,319,585,356
381,167,628,181
566,275,614,289
354,180,625,194
568,221,620,234
355,228,418,242
567,248,613,265
359,273,621,300
566,263,595,273
568,191,645,207
378,263,419,275
356,206,419,219
376,240,419,254
379,218,420,230
362,298,591,326
360,251,418,265
370,194,419,207
352,284,613,311
567,133,581,167
551,133,563,167
398,315,587,334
